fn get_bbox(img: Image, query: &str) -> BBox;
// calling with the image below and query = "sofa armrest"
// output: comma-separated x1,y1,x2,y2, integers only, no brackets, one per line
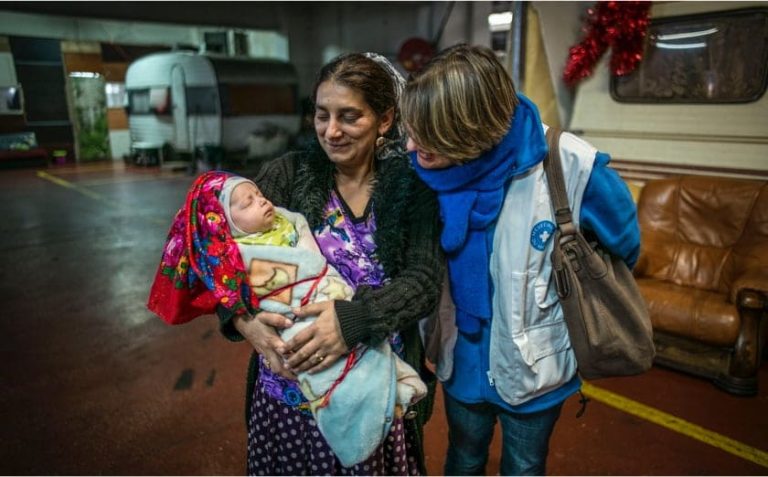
632,253,648,277
730,270,768,309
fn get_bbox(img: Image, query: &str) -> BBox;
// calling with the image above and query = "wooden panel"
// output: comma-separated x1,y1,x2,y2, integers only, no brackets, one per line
102,62,128,82
222,84,294,116
63,52,103,74
612,159,768,184
107,108,128,130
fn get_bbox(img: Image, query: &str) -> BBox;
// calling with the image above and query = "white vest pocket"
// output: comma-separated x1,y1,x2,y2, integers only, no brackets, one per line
490,318,577,406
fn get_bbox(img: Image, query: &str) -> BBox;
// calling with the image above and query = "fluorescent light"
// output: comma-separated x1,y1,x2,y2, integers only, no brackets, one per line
69,72,101,79
488,12,513,31
655,42,707,50
657,27,718,41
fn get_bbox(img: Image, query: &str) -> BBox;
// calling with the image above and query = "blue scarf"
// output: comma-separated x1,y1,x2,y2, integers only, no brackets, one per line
411,95,547,333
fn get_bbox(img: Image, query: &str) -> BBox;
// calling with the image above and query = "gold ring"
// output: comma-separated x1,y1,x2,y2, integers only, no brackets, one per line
315,354,325,364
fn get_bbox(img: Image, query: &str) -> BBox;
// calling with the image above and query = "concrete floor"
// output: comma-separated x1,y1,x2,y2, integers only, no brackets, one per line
1,162,766,475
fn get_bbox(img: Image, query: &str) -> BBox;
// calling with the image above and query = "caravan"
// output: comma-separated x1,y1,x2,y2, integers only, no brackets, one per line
563,2,768,181
125,51,300,162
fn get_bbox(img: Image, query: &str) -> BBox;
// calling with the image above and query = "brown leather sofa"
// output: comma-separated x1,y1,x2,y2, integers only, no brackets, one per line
634,175,768,395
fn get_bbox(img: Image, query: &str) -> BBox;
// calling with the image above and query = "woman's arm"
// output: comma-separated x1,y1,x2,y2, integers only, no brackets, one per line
284,177,444,373
234,313,296,379
579,152,641,268
336,178,446,347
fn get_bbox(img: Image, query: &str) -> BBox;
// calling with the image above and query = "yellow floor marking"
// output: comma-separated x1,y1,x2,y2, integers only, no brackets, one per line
36,170,166,225
37,170,114,204
77,173,188,187
582,381,768,468
45,163,129,175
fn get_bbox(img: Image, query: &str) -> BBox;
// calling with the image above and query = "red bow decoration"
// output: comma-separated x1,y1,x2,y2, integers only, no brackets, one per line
563,1,652,88
147,171,259,325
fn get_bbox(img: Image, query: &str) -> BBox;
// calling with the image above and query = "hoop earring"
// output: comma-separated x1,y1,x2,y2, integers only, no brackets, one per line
375,136,385,148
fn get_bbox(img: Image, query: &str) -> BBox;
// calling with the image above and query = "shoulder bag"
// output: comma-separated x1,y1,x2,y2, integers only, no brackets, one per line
544,127,655,380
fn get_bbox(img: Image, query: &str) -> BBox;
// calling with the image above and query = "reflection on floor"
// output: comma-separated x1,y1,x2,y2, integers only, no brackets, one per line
1,162,765,475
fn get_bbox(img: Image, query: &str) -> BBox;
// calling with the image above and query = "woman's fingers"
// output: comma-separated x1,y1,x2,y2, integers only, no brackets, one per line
262,350,297,380
234,314,288,357
287,344,342,374
282,325,348,373
304,351,342,374
255,311,293,329
286,301,347,351
283,326,319,369
292,301,331,319
233,314,297,379
282,326,339,373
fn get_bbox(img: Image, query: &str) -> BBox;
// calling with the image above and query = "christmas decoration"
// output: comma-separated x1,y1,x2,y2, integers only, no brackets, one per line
563,1,652,87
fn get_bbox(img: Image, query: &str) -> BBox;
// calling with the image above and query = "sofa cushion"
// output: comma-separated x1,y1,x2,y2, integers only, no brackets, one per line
637,278,739,347
638,177,765,294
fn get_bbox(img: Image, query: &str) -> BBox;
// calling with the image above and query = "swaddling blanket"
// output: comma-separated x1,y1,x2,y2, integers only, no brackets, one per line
238,207,426,467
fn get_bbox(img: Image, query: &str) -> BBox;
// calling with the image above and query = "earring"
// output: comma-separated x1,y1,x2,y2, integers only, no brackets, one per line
375,136,385,148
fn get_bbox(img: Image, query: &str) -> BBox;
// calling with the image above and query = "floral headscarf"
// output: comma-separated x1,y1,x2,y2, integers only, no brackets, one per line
147,171,258,324
364,52,408,162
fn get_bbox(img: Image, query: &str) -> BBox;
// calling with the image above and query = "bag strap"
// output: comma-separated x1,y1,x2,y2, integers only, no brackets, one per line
544,127,578,237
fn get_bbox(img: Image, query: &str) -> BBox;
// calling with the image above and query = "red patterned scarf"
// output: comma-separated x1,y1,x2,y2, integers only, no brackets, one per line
147,171,259,324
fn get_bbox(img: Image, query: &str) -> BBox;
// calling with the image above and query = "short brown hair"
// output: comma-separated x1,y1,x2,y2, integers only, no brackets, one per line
400,44,519,163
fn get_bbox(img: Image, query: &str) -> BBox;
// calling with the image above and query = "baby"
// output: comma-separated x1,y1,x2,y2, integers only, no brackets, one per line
149,171,425,467
219,176,354,304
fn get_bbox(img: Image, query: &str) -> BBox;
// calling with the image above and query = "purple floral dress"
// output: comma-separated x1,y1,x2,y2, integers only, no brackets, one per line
246,189,417,476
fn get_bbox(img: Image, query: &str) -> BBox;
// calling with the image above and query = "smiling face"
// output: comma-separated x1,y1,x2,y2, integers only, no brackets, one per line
406,136,456,170
228,182,275,234
314,80,393,168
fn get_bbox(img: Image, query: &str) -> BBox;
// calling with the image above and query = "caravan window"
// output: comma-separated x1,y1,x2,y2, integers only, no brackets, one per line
127,87,171,115
105,83,127,109
612,8,768,103
0,85,23,114
219,84,295,116
186,86,219,114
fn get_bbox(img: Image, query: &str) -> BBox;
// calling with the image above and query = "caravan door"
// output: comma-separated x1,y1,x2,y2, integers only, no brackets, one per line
171,65,190,152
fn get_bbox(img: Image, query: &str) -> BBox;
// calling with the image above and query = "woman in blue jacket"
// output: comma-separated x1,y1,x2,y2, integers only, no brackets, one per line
400,44,640,476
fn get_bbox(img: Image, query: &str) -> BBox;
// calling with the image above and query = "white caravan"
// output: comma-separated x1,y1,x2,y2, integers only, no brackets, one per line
125,51,300,156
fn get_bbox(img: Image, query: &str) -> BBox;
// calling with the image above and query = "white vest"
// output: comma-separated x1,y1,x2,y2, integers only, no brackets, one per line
431,126,598,406
488,126,596,405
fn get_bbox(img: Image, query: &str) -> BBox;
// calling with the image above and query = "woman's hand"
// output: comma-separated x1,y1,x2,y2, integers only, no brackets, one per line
234,311,296,380
283,301,348,374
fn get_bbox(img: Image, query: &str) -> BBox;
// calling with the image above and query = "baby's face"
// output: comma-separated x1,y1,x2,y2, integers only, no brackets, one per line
229,182,275,234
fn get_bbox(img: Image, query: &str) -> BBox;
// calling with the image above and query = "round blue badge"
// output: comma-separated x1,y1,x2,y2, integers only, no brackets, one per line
530,220,556,251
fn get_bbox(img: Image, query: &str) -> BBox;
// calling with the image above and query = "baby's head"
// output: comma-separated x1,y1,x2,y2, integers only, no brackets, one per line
219,176,275,237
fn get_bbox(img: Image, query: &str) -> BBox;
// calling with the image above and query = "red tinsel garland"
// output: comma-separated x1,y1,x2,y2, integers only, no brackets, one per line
563,1,652,88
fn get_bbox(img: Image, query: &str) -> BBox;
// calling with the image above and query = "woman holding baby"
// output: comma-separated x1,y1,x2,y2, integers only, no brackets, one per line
220,53,444,475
